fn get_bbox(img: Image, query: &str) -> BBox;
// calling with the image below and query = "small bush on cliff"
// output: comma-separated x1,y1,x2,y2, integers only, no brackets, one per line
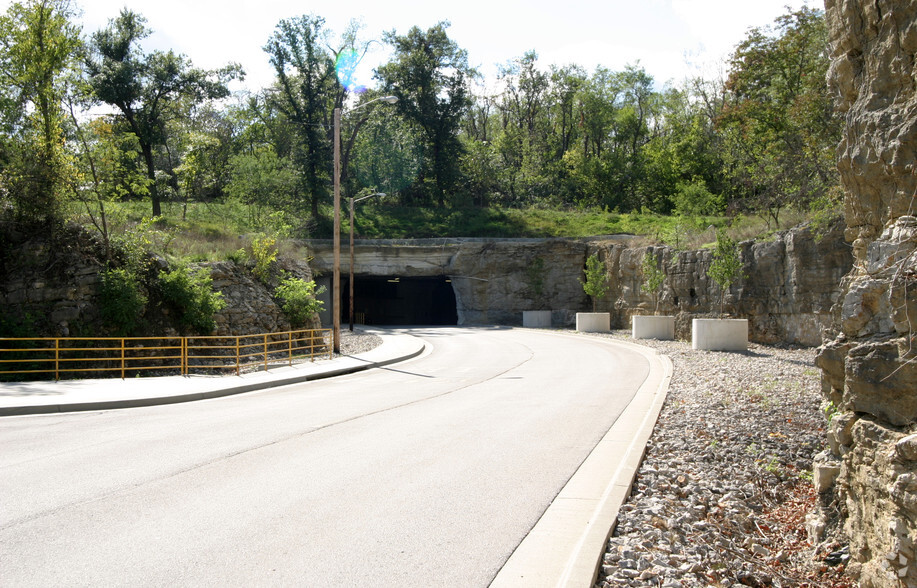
158,266,225,334
251,234,278,284
99,268,148,335
274,273,325,329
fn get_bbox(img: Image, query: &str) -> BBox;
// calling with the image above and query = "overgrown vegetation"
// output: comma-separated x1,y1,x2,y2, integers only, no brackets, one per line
158,265,226,334
0,1,838,243
98,267,148,335
274,273,325,328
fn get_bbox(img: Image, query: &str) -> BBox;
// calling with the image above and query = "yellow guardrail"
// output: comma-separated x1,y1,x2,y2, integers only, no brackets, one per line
0,329,332,381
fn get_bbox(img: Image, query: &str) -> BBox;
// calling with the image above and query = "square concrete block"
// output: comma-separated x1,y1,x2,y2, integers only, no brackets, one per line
632,315,675,340
576,312,610,333
692,318,748,351
522,310,552,328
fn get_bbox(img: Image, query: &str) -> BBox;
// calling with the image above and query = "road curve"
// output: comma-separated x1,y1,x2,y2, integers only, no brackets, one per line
0,327,652,587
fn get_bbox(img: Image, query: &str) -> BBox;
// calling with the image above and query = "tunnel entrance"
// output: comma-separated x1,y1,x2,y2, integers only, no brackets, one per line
343,276,458,326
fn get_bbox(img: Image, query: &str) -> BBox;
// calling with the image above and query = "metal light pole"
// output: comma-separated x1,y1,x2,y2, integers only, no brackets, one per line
350,192,385,331
332,95,398,354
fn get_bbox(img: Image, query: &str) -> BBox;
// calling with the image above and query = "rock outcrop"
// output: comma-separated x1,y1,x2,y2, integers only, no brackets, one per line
307,223,851,346
0,223,317,338
815,1,917,585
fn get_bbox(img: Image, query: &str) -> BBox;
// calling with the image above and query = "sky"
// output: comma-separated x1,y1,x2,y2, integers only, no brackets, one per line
5,0,819,94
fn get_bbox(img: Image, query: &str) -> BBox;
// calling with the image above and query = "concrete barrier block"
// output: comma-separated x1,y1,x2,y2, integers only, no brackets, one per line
692,318,748,351
523,310,552,328
576,312,610,333
632,315,675,340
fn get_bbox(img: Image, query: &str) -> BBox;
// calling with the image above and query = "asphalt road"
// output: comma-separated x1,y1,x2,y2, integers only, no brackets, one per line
0,327,650,587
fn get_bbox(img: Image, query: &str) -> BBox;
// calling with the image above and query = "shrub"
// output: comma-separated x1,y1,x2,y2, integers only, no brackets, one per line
159,266,225,334
274,274,325,328
99,267,148,335
708,230,745,316
579,253,609,312
641,250,666,314
251,234,277,284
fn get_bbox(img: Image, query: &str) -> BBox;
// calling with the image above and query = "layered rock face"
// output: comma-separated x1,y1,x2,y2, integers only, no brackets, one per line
608,222,850,345
308,226,850,345
0,223,315,338
816,1,917,585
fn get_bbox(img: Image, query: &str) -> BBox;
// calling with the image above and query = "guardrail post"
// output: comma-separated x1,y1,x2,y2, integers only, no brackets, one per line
55,338,60,381
235,336,240,376
182,337,187,376
288,331,293,366
263,334,268,372
120,338,125,379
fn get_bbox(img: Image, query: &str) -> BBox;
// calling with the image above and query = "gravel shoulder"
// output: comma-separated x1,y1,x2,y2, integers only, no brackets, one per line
587,330,854,588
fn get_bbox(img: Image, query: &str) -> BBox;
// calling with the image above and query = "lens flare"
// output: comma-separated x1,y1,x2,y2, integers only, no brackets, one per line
335,49,367,94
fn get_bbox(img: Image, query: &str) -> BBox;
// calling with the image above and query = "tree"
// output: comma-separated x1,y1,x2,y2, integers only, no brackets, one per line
641,250,666,315
376,22,474,207
708,230,744,316
580,252,609,312
719,6,839,228
263,14,340,219
84,9,240,217
0,0,81,222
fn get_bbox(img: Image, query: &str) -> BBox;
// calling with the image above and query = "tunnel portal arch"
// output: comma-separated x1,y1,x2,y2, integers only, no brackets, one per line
344,275,457,326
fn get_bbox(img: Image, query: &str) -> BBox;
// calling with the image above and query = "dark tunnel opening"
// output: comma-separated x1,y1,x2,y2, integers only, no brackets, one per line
342,276,458,326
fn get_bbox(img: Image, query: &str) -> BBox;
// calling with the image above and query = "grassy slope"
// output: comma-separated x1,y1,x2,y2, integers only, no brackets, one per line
81,199,818,262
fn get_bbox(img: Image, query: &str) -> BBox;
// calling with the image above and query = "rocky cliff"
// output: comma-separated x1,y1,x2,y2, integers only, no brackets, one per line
307,224,851,345
815,1,917,585
0,223,316,338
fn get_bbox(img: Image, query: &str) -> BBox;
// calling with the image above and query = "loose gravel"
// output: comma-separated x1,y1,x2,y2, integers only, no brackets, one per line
339,328,855,586
337,330,384,356
588,331,854,588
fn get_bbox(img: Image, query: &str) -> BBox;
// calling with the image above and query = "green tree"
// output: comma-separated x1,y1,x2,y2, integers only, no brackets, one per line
377,22,474,207
708,230,744,316
263,14,340,219
69,114,151,256
84,9,240,217
719,6,839,228
641,250,666,315
224,145,298,228
0,0,81,222
579,252,609,312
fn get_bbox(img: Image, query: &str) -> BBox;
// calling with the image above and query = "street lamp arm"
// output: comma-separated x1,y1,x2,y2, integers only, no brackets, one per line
347,95,398,115
353,192,386,205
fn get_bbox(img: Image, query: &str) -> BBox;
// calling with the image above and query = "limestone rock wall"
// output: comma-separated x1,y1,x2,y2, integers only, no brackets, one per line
307,225,850,346
816,1,917,585
606,222,850,346
204,258,318,336
0,223,315,338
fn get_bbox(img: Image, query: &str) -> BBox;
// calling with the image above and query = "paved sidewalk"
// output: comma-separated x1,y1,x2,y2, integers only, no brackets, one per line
0,330,425,417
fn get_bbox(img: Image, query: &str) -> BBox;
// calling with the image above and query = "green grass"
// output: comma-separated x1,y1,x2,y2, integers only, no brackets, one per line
71,198,824,263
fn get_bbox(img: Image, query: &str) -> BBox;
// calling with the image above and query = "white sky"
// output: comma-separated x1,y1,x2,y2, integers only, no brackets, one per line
4,0,819,93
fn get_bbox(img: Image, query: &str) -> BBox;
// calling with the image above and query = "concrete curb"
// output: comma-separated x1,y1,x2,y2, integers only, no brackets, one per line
490,335,672,587
0,333,426,417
